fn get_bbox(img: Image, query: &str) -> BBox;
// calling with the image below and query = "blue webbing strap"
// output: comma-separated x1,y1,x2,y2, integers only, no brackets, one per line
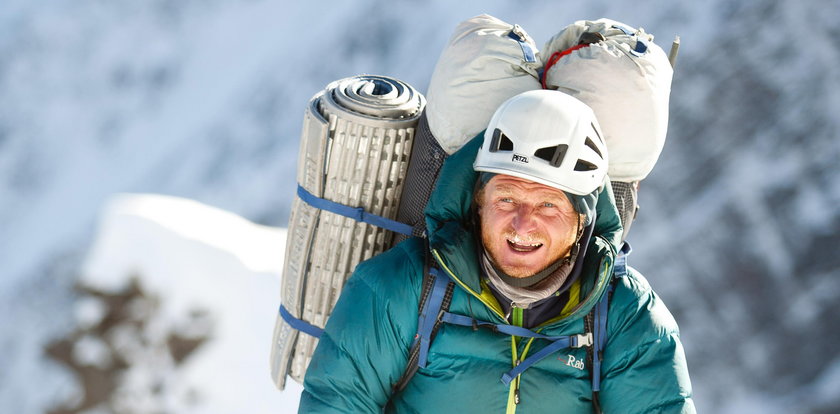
610,24,649,56
507,26,537,63
296,184,413,236
501,337,576,386
441,313,590,345
591,283,613,392
439,312,592,386
591,242,630,392
417,268,451,368
279,304,324,338
613,242,632,278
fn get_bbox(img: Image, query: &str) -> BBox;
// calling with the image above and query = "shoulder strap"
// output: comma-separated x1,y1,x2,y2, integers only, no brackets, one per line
589,281,614,414
588,241,630,413
391,245,454,394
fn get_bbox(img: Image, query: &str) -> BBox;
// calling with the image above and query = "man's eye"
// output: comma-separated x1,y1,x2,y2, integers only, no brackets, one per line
499,197,513,203
542,202,556,208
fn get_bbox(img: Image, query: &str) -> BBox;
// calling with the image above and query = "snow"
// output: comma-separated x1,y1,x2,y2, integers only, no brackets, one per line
78,193,302,412
72,335,113,369
75,296,109,331
1,0,838,412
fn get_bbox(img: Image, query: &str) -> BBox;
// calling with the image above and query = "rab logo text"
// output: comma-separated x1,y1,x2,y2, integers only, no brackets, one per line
564,355,585,371
512,154,528,163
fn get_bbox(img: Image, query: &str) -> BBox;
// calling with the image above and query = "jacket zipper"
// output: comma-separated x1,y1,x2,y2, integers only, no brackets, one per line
431,249,528,413
510,302,525,405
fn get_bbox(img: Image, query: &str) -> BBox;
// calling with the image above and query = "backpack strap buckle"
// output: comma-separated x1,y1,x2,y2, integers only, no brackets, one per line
572,332,593,348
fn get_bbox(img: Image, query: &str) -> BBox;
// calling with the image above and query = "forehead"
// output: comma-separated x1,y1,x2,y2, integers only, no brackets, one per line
485,175,569,202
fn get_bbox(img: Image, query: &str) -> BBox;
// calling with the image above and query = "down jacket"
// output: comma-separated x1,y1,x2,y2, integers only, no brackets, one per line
299,136,695,413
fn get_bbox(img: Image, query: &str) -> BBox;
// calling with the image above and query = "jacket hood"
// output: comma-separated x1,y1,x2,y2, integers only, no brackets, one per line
424,134,624,319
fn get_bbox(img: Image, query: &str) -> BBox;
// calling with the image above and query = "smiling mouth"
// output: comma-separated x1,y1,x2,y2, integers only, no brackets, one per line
507,239,543,252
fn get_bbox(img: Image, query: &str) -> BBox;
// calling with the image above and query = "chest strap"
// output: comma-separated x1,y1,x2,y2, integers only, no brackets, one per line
440,311,591,385
417,268,594,386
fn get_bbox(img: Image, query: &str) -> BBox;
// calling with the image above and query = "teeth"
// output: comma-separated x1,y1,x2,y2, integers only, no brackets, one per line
507,236,542,252
509,235,542,247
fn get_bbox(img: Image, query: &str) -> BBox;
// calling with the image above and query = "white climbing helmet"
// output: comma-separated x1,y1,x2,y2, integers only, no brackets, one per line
473,90,608,196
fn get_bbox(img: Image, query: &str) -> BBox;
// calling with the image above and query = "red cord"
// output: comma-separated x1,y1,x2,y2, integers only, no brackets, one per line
541,43,590,89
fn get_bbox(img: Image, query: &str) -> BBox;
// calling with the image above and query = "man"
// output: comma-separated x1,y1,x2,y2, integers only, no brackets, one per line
299,90,694,413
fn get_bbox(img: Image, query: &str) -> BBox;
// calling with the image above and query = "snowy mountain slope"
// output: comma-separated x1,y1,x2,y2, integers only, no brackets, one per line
1,0,838,412
76,194,300,413
11,193,302,413
631,1,840,410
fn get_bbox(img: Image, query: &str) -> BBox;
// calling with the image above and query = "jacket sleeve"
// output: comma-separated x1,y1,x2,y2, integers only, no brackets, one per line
298,245,422,413
599,269,696,414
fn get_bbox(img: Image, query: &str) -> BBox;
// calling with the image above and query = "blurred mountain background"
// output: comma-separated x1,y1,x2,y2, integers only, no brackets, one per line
0,0,838,412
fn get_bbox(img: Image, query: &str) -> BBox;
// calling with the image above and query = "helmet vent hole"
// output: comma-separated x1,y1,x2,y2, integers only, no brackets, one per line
534,144,568,167
585,137,603,158
591,123,604,144
490,129,514,152
574,160,598,172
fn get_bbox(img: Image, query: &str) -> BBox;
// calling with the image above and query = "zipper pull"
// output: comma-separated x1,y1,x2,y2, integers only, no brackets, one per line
513,360,522,405
514,380,521,405
504,301,514,321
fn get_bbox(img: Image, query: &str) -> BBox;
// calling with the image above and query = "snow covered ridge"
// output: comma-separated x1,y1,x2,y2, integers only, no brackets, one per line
83,193,286,288
58,194,301,413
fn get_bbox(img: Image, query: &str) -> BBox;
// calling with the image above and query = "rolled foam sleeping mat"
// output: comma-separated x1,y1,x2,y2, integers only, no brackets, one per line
270,75,424,389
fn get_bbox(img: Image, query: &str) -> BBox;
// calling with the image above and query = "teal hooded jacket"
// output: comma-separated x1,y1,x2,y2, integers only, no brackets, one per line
299,136,695,413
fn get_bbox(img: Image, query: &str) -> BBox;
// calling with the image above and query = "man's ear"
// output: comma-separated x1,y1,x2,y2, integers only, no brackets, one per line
472,185,485,215
578,213,587,237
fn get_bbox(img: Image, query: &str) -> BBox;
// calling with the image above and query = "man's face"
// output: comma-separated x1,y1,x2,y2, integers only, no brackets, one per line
478,175,582,278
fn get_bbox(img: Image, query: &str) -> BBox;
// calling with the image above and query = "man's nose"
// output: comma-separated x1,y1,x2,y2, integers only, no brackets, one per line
512,205,538,234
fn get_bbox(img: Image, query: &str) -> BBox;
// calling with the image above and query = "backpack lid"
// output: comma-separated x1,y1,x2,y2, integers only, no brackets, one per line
426,14,542,155
542,18,673,182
